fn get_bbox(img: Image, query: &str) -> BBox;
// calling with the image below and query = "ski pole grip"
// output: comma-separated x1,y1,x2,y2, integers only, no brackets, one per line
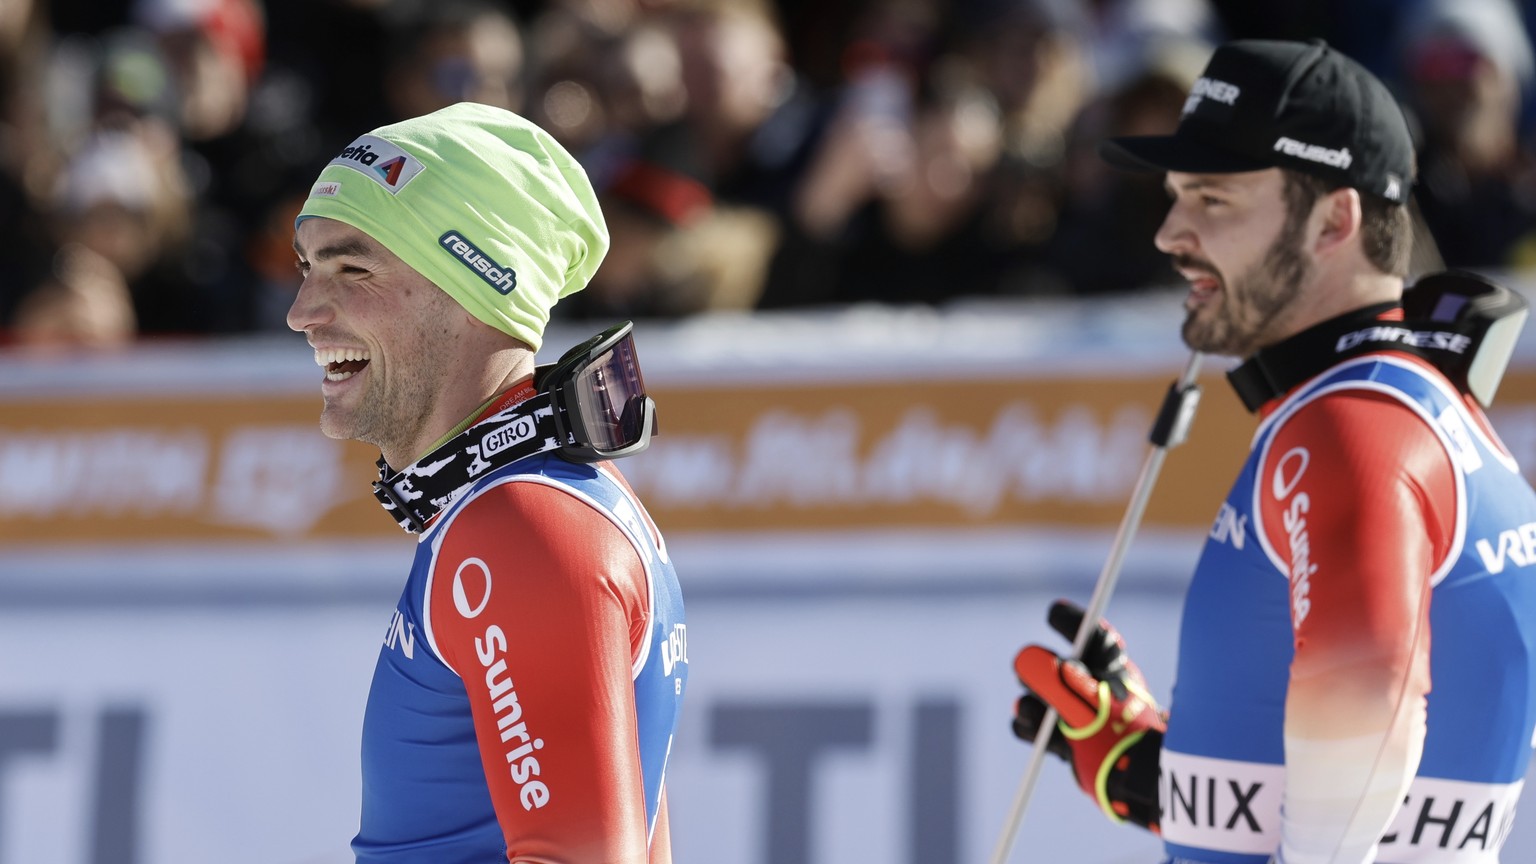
1149,379,1202,448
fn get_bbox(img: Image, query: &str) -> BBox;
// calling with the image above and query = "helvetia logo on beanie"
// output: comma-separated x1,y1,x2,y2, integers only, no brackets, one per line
327,134,425,194
439,231,518,295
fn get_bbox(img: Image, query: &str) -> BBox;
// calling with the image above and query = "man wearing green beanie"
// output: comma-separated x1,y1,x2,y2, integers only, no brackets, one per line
289,102,686,863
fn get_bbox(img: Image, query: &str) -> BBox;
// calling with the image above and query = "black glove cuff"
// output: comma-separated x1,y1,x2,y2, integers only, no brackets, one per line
1106,727,1163,831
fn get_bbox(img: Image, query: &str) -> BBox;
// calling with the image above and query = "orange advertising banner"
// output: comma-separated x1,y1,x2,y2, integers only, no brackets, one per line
6,362,1535,546
628,369,1536,531
0,393,383,543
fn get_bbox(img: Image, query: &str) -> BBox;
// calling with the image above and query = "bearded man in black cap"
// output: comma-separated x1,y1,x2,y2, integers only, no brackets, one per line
1010,39,1536,864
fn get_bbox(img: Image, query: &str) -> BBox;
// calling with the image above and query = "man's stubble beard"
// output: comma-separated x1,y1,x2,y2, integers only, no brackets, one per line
1181,214,1312,358
321,328,461,463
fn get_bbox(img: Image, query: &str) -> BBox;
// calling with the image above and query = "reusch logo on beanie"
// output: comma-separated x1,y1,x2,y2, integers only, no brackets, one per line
1101,39,1415,204
439,230,518,295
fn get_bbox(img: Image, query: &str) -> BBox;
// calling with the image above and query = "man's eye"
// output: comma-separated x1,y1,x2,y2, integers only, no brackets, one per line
295,260,311,276
1201,195,1225,207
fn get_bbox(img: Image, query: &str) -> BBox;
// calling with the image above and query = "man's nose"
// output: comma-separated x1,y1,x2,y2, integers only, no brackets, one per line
286,273,332,334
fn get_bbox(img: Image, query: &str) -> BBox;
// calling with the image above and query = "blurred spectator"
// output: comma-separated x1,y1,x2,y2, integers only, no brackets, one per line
47,119,219,334
941,0,1096,297
524,5,616,151
761,55,1024,306
1078,0,1218,92
839,60,1011,303
656,203,780,310
567,123,780,318
956,0,1091,176
11,244,136,351
240,185,309,330
53,124,187,276
781,7,922,246
384,1,525,121
0,167,49,333
533,0,819,315
753,1,919,306
0,0,47,159
132,0,265,142
523,5,689,189
36,22,260,337
93,28,179,125
596,21,689,164
1398,0,1536,273
260,0,393,146
0,0,49,332
573,129,716,318
761,0,1110,306
1044,37,1208,294
661,0,819,213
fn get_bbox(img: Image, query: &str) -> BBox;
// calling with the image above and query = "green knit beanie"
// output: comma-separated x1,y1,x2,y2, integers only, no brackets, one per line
297,102,609,351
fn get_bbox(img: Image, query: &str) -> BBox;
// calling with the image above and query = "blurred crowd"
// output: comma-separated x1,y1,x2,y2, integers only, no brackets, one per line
5,0,1536,349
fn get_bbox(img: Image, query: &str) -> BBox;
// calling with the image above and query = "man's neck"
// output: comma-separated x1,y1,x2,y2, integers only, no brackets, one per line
385,375,538,469
1262,268,1403,356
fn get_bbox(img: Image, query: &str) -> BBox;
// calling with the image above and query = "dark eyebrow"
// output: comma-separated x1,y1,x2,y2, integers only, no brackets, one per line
1164,176,1238,196
291,236,379,261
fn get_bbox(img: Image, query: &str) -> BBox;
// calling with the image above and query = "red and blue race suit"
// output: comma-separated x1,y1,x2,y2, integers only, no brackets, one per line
352,451,686,863
1161,350,1536,863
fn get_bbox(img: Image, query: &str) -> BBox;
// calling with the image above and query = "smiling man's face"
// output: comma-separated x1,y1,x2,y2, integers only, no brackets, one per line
288,216,467,462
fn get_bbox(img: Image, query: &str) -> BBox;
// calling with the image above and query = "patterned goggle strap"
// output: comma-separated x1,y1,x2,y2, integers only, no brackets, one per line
372,391,566,533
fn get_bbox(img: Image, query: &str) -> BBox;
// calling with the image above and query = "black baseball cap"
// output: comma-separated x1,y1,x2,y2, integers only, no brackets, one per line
1101,39,1415,204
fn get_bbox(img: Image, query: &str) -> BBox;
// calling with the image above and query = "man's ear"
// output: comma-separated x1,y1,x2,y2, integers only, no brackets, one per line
1312,186,1362,259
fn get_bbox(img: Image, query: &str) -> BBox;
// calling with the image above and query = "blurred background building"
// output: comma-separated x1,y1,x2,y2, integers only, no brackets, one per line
6,1,1536,862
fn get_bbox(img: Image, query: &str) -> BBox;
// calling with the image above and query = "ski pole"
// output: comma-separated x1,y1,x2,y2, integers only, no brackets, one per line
989,350,1205,864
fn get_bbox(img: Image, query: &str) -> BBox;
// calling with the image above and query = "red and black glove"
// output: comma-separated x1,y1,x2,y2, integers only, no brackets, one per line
1012,599,1164,831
